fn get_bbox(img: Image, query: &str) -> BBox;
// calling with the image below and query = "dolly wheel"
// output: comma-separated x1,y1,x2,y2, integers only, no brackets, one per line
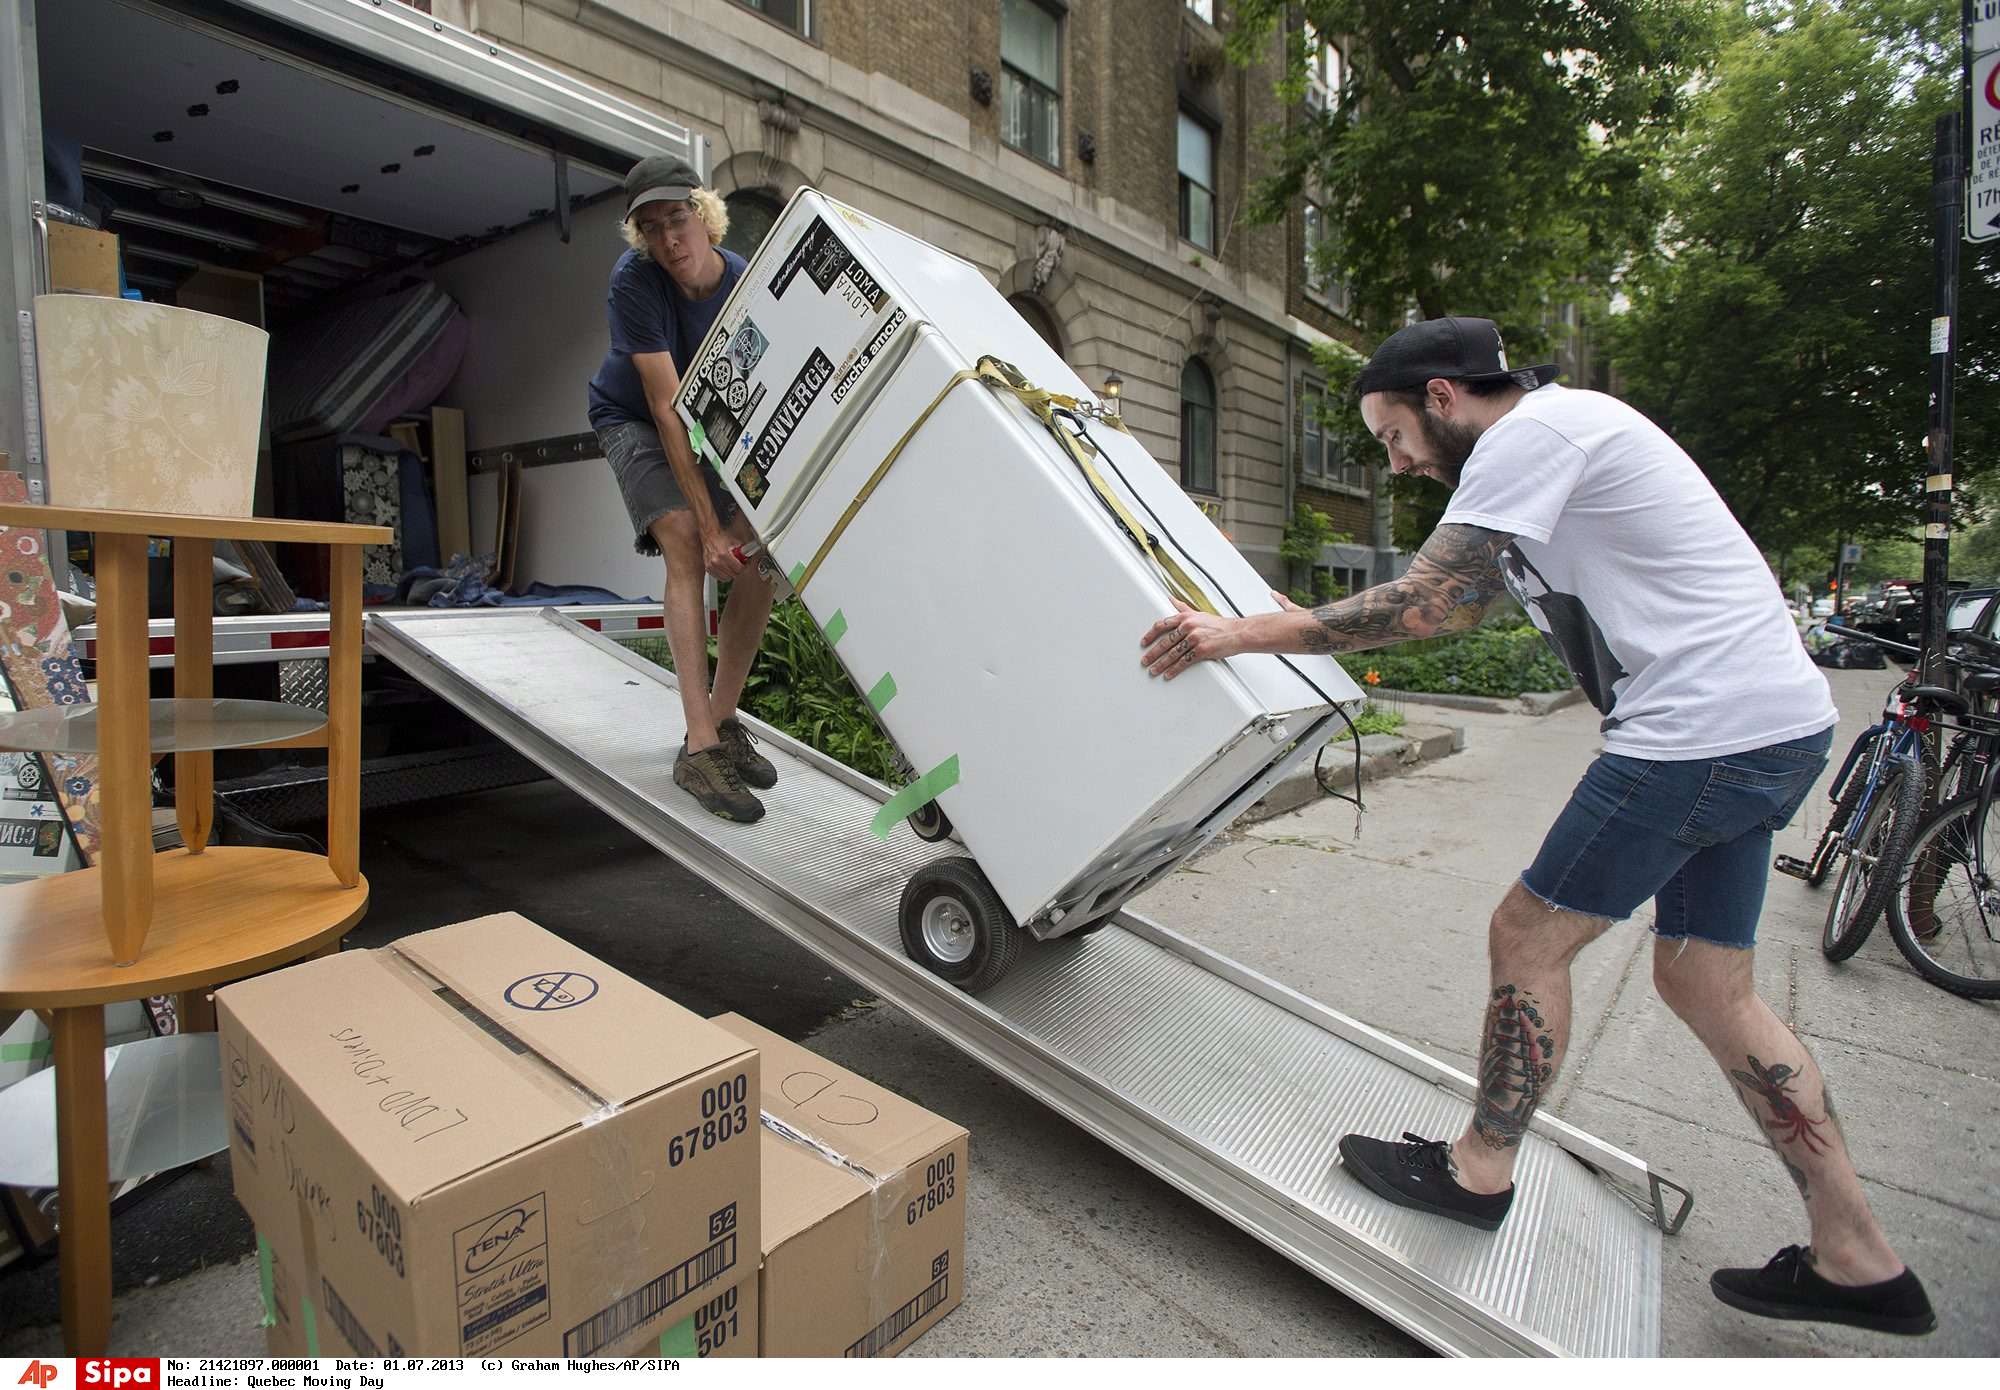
899,856,1021,993
908,798,954,842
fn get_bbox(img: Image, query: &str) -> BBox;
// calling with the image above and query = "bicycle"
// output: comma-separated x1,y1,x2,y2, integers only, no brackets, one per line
1885,630,2000,999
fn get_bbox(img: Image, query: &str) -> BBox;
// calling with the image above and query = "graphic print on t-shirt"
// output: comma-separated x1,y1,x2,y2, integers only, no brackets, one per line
1499,547,1630,721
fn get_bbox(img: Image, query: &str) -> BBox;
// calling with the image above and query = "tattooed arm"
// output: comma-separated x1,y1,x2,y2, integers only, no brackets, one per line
1142,523,1515,677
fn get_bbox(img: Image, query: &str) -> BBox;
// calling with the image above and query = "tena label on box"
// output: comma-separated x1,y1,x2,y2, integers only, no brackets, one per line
221,913,760,1357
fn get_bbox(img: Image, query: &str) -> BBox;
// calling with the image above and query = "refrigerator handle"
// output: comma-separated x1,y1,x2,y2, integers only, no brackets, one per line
757,318,933,549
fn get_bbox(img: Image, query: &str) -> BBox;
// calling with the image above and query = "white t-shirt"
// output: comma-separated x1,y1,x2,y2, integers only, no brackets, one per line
1440,384,1837,760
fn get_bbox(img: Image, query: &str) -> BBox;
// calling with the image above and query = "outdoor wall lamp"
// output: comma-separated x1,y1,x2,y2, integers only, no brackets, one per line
1103,369,1123,415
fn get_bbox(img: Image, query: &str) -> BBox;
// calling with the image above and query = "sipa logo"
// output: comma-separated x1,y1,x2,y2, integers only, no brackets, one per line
17,1365,57,1389
80,1363,158,1389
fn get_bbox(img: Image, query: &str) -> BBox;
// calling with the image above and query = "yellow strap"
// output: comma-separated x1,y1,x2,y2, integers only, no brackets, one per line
794,355,1218,617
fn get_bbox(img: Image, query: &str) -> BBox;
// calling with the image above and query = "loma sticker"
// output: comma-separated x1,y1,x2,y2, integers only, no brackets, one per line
503,971,599,1011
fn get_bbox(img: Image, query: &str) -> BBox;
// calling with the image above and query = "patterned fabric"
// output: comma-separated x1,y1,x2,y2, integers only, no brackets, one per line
0,471,100,863
339,444,404,585
33,295,267,516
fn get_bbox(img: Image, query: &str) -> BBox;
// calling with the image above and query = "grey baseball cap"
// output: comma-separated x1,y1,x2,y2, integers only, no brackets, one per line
622,155,701,221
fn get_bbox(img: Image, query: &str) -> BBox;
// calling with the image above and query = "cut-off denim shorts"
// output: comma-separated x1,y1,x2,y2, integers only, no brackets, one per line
597,417,738,557
1520,727,1834,949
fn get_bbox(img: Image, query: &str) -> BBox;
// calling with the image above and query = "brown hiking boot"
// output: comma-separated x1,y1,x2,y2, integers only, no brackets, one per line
674,742,763,823
717,716,778,789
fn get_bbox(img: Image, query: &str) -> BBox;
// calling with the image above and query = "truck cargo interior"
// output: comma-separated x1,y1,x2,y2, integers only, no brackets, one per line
37,0,660,605
33,0,680,819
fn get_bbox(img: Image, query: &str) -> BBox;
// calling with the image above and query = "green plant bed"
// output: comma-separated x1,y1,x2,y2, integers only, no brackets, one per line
1338,623,1575,699
1332,705,1406,740
620,600,902,782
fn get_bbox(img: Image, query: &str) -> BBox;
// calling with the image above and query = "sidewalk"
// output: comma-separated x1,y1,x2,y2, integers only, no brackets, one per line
4,665,1991,1357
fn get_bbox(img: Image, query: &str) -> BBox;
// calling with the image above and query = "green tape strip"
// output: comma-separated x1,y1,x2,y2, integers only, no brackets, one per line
866,672,898,713
659,1314,699,1359
256,1235,277,1329
871,755,960,839
1,1039,51,1062
788,561,806,586
823,609,848,646
302,1295,319,1357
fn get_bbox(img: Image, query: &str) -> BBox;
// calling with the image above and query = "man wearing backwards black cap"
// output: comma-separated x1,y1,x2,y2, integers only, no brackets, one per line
588,156,776,824
1140,316,1932,1336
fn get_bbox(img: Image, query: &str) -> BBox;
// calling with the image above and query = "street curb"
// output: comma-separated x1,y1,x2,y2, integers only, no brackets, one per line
1374,685,1586,718
1236,721,1464,825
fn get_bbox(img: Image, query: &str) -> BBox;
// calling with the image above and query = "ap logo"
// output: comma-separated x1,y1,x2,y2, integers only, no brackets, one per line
17,1363,58,1389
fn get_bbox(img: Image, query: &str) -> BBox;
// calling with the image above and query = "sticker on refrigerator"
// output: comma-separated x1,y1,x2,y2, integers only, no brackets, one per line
739,347,835,509
767,216,887,316
832,308,908,405
727,319,769,377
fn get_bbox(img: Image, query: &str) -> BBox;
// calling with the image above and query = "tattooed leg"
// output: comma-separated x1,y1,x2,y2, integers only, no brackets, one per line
1654,936,1905,1286
1449,883,1610,1194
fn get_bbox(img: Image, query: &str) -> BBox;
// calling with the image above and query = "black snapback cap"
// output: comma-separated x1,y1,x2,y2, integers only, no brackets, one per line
1354,316,1558,397
622,155,702,221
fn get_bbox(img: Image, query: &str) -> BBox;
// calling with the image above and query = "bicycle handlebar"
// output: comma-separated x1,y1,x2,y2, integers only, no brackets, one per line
1824,622,1919,657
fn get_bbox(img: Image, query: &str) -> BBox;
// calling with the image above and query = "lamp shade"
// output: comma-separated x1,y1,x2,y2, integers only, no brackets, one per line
34,295,268,517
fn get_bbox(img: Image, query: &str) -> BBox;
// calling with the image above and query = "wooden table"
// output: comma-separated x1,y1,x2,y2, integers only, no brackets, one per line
0,505,387,1352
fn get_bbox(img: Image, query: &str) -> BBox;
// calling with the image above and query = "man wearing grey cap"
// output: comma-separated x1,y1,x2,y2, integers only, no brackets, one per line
1139,316,1931,1335
589,156,776,824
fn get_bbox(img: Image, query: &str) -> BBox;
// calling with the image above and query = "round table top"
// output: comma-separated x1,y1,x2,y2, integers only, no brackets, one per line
0,847,369,1007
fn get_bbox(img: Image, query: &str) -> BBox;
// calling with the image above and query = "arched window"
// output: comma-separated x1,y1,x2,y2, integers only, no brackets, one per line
721,189,783,260
1007,294,1064,359
1179,358,1217,493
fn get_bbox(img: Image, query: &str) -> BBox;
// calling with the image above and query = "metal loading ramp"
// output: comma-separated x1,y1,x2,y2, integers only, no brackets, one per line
369,608,1675,1357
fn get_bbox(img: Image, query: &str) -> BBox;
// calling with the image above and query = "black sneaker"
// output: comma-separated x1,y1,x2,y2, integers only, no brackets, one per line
1710,1246,1936,1335
1336,1132,1514,1232
674,742,764,823
717,716,778,789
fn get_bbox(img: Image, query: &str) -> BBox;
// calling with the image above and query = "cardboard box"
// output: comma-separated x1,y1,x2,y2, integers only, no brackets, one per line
220,913,759,1358
46,223,120,297
712,1014,967,1357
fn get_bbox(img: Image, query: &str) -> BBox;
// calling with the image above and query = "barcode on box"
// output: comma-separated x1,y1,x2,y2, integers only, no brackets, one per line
562,1234,736,1357
844,1273,948,1358
320,1277,382,1356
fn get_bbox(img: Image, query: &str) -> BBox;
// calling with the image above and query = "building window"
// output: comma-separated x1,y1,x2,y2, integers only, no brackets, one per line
735,0,810,37
1302,202,1352,316
1007,294,1064,360
1299,379,1363,489
722,189,783,260
1305,26,1344,112
1001,0,1062,167
1180,358,1218,494
1178,110,1216,250
1185,0,1215,21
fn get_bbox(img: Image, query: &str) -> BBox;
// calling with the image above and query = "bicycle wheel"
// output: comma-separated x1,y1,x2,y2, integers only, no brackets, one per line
1822,753,1924,961
1888,795,2000,999
1805,769,1866,887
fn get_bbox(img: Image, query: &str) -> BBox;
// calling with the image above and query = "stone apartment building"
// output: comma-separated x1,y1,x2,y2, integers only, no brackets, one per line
418,0,1396,589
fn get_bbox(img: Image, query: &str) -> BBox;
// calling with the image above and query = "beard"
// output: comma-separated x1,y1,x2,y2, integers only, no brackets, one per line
1419,407,1482,489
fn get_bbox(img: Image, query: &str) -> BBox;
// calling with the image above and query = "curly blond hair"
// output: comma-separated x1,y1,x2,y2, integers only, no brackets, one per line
621,187,730,252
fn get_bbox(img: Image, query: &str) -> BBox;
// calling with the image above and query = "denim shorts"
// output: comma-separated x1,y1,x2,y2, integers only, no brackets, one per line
1521,728,1835,948
596,418,738,557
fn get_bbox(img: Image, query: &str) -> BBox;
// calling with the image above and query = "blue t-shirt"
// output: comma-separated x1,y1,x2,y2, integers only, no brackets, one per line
586,246,746,430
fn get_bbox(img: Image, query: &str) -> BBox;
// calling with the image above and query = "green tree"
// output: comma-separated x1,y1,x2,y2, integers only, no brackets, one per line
1227,0,1717,336
1605,0,2000,557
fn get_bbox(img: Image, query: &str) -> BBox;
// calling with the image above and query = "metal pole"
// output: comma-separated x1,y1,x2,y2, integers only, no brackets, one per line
1919,111,1962,686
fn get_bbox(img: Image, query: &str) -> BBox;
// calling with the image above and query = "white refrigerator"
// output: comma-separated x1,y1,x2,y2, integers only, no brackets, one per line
677,189,1361,955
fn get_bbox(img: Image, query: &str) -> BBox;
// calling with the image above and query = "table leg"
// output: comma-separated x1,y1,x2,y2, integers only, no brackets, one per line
328,545,361,889
96,532,154,964
173,538,214,855
52,1005,111,1354
177,987,217,1033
